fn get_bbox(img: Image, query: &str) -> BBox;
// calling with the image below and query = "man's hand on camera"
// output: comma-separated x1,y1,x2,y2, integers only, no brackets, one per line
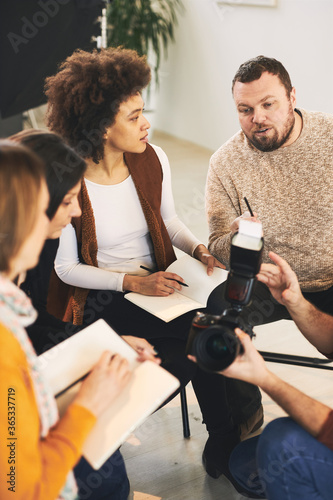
188,328,270,387
193,244,225,276
257,251,304,309
218,329,270,386
230,210,260,234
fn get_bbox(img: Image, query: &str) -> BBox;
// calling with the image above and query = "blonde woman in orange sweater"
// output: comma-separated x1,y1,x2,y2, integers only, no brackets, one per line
0,141,131,500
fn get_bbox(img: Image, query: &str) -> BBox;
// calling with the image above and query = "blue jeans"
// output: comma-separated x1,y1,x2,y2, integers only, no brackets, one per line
229,417,333,500
74,449,130,500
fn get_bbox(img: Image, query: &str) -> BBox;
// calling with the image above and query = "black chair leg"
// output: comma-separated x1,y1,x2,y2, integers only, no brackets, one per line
180,386,190,438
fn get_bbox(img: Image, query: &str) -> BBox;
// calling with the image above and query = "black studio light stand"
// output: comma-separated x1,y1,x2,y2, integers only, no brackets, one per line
260,351,333,371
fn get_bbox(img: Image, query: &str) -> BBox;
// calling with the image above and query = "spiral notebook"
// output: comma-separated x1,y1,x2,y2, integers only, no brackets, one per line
37,319,180,469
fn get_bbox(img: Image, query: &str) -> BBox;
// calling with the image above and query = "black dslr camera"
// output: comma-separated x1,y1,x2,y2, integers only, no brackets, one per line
186,229,264,372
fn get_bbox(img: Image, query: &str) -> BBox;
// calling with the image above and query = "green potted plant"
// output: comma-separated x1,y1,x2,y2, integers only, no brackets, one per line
106,0,184,88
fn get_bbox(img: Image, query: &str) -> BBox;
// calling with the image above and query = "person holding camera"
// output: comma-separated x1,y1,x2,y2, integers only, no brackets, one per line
214,251,333,499
206,55,333,323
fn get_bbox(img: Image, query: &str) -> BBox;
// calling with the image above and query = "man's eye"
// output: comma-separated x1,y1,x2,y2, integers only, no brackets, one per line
240,108,250,114
264,103,272,108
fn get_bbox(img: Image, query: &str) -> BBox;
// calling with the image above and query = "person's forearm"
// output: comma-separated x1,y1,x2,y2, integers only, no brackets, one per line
164,215,202,256
193,244,208,260
287,297,333,355
55,223,124,291
207,230,233,265
206,192,234,262
123,274,143,292
261,370,331,437
206,166,237,265
55,261,124,292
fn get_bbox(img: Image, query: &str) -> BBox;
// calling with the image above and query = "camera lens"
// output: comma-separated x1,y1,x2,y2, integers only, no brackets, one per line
192,325,241,372
206,333,230,359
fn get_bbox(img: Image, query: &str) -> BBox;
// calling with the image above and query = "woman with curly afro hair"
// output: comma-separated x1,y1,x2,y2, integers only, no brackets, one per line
45,47,262,489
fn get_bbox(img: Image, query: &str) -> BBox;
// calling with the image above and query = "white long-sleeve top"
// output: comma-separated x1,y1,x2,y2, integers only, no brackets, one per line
55,144,202,292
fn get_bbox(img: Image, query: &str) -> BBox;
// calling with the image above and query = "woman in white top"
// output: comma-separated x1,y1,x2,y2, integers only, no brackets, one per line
44,47,260,485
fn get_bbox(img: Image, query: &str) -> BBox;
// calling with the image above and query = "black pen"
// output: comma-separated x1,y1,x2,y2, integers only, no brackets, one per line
140,265,189,287
244,197,254,217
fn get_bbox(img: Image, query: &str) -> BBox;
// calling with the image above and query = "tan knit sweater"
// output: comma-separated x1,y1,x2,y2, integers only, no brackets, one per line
206,109,333,292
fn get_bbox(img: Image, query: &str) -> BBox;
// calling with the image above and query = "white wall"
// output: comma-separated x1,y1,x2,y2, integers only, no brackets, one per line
154,0,333,152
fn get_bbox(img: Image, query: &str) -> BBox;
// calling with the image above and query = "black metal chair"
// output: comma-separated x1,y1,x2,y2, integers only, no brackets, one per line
180,386,190,438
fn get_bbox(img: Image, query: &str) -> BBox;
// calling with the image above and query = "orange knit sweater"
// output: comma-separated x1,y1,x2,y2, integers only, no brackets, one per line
0,324,96,500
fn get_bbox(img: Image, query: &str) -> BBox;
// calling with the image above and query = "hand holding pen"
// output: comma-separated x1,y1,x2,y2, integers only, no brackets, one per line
140,265,188,287
122,266,188,297
244,197,254,217
230,197,260,234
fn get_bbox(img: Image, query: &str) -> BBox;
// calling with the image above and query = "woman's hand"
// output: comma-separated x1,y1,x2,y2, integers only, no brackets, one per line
74,351,131,417
121,335,161,364
193,244,225,276
123,271,186,296
230,211,260,234
257,251,304,308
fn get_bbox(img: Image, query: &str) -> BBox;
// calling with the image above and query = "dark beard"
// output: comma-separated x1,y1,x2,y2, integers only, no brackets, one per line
247,106,295,152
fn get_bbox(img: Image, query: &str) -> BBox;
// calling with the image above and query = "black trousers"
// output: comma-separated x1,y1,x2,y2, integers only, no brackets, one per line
82,289,261,433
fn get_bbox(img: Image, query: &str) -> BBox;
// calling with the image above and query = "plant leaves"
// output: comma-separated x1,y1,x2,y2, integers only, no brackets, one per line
106,0,184,86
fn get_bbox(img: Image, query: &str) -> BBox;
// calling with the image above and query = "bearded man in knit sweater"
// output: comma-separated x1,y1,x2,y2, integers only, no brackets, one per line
206,56,333,322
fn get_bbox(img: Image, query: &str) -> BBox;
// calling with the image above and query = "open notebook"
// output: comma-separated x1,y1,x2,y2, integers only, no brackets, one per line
37,319,180,469
125,254,229,322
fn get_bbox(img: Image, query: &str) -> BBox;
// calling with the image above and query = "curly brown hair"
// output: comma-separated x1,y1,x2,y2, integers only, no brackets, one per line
45,47,151,163
232,56,293,96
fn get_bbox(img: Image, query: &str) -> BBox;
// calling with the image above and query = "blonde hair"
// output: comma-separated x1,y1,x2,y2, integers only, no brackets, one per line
0,140,45,272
